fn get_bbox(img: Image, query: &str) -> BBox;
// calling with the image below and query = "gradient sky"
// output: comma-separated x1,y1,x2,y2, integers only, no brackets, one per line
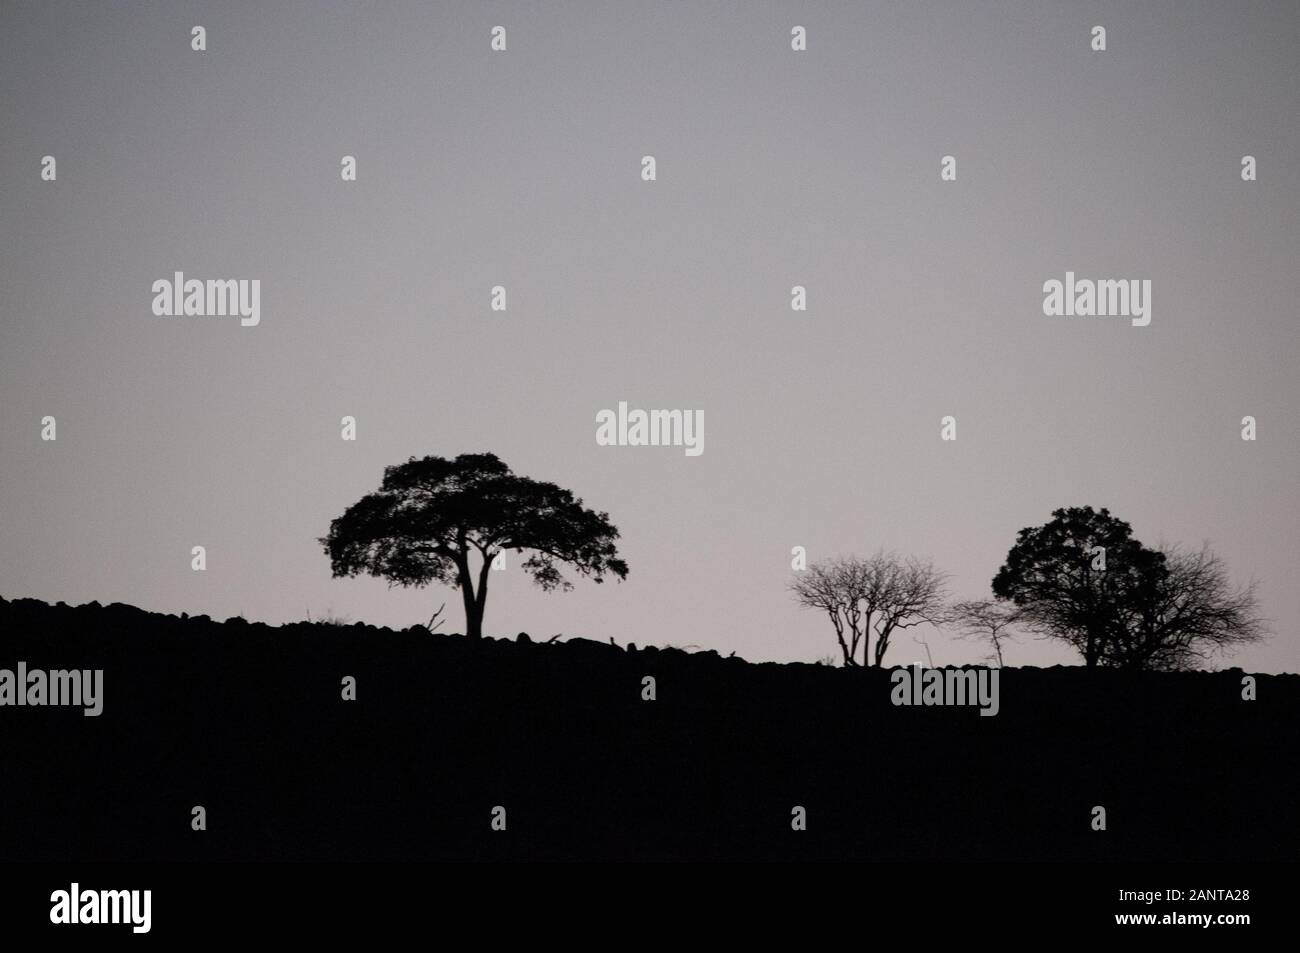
2,1,1297,672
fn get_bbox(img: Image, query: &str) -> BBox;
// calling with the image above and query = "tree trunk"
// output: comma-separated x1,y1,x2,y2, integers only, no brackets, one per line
464,599,483,639
1084,630,1100,666
473,553,492,638
459,575,481,638
454,551,482,638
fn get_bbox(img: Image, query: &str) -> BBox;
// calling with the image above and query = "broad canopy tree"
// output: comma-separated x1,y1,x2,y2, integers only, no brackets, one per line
320,453,628,638
992,506,1160,667
992,506,1264,670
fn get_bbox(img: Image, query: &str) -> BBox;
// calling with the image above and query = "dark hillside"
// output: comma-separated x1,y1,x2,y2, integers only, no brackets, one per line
1,597,1295,862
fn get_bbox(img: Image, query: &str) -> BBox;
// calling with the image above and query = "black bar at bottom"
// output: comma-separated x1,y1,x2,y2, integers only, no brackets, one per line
0,861,1289,940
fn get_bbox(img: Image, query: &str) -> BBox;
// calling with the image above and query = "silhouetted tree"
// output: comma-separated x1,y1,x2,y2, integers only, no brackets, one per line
948,599,1022,668
788,557,864,666
320,453,628,638
790,552,947,667
1109,542,1265,671
992,507,1162,667
992,507,1264,669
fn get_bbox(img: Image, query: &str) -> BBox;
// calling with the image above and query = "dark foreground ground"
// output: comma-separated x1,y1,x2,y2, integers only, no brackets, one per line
0,596,1295,862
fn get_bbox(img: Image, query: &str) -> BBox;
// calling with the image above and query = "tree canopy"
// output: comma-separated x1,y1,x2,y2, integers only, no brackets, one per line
992,506,1263,669
320,453,628,638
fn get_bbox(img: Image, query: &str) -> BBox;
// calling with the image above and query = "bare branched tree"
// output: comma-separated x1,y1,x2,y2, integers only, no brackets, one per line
869,555,949,666
948,599,1023,668
788,556,862,666
790,552,947,667
1108,543,1267,671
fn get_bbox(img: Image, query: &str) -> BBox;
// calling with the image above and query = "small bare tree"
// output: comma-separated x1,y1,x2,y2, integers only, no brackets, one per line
869,555,949,666
790,551,947,667
948,599,1023,667
788,556,864,666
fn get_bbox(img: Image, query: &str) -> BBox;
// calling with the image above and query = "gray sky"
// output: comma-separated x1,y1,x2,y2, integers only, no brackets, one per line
2,1,1297,672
